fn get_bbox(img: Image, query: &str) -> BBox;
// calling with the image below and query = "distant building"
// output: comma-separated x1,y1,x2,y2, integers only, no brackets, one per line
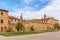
0,9,59,32
21,14,58,31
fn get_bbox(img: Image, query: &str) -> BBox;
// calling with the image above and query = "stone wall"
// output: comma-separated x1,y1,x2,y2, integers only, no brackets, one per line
23,22,54,32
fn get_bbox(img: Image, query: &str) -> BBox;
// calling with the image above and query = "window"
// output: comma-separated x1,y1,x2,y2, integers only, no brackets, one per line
5,26,6,29
1,12,3,15
11,19,13,21
0,12,3,16
0,19,4,23
15,19,16,22
1,27,3,32
5,26,7,30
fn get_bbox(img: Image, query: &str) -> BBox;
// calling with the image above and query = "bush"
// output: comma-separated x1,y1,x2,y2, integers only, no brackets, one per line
6,30,11,32
54,23,60,30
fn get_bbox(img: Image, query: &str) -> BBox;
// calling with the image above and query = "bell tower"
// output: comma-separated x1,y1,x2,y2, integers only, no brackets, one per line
44,13,47,23
20,13,23,23
44,14,46,19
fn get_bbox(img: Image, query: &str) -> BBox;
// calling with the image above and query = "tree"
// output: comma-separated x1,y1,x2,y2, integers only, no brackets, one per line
16,22,24,32
54,23,60,30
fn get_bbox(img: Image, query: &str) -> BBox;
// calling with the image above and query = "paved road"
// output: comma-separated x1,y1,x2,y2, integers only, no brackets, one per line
0,32,60,40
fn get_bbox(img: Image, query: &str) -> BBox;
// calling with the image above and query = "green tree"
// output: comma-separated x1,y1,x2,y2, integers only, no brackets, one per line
30,26,34,31
54,23,60,30
16,22,24,32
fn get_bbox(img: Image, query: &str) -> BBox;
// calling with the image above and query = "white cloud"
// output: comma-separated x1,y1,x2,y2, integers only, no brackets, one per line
9,6,33,18
24,0,33,4
24,0,60,21
40,0,60,20
9,0,60,22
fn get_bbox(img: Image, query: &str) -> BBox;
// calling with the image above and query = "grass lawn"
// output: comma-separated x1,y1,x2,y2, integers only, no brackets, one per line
0,30,56,36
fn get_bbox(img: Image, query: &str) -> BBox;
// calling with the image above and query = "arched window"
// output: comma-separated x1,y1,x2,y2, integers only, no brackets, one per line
4,26,7,32
5,26,7,29
1,27,3,32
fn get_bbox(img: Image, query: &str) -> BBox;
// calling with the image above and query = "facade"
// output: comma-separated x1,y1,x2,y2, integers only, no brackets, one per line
8,16,19,32
22,14,58,31
0,9,59,32
0,9,8,32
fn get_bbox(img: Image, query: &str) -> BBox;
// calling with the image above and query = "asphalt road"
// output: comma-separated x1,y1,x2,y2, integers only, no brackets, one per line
0,32,60,40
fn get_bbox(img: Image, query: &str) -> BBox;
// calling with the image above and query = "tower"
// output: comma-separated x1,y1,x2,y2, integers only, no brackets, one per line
44,14,46,19
44,14,47,23
20,13,23,23
0,9,8,32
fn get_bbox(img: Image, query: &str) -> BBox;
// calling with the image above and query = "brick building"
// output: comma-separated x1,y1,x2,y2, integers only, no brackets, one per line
0,9,59,32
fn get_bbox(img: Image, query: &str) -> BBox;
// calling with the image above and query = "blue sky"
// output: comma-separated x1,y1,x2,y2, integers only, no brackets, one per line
0,0,60,21
0,0,51,12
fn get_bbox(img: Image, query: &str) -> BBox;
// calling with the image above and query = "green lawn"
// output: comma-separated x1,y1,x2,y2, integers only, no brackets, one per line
0,30,56,36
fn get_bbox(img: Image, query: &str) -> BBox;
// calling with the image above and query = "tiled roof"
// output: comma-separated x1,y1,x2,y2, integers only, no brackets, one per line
8,16,17,19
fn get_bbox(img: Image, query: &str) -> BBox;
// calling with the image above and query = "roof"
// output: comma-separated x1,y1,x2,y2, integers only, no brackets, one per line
32,17,58,21
8,16,18,19
46,18,58,21
0,9,8,12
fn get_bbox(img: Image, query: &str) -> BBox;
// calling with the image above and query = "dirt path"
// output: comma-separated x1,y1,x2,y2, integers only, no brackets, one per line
0,32,60,40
